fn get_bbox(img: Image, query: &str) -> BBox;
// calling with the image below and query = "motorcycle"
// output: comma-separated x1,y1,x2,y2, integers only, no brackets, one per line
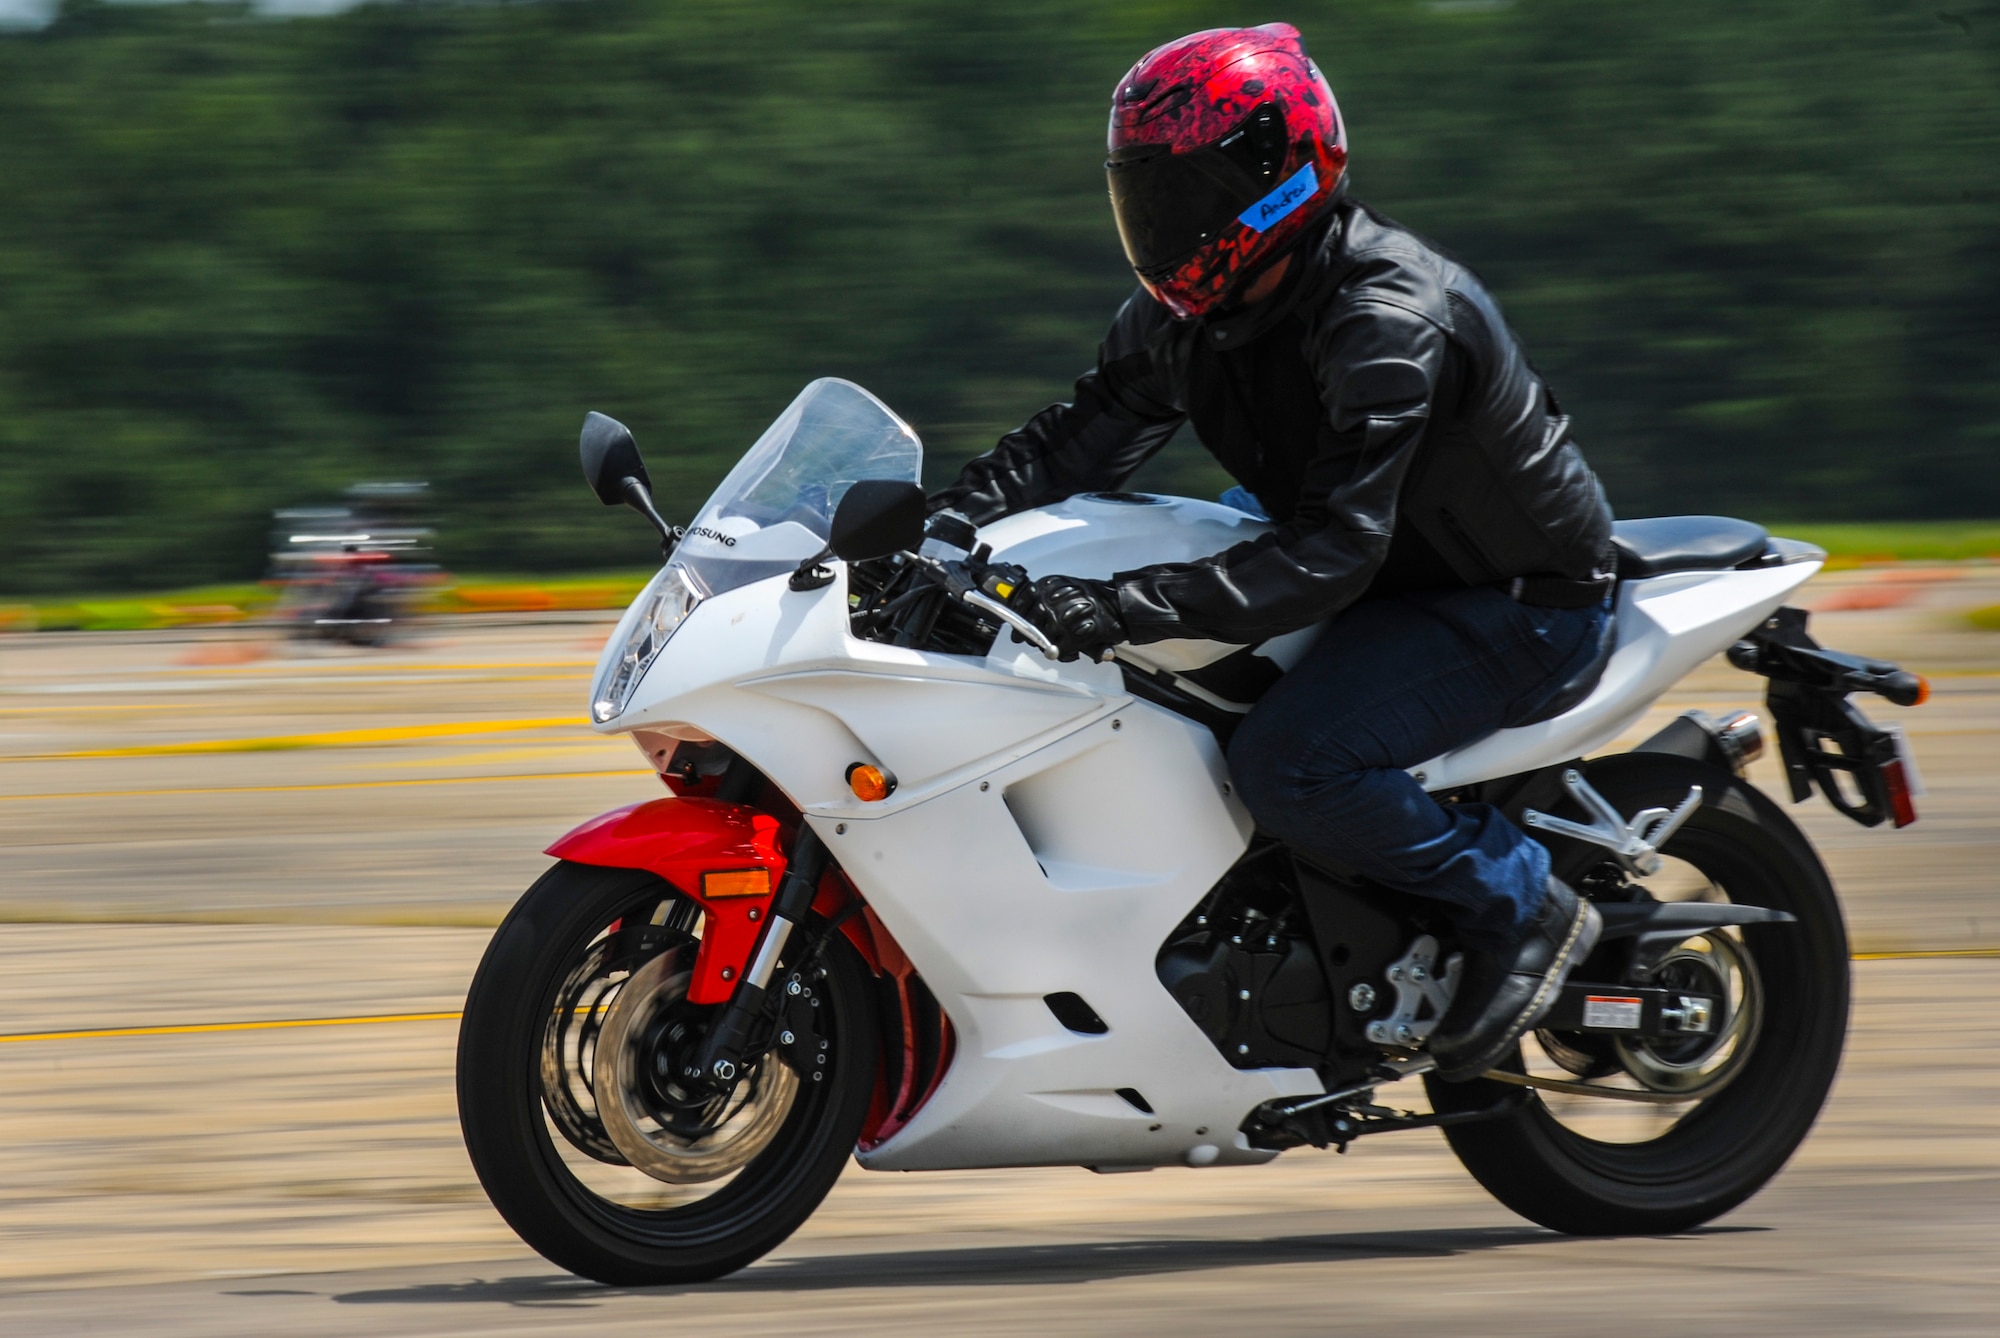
456,378,1926,1285
267,483,440,646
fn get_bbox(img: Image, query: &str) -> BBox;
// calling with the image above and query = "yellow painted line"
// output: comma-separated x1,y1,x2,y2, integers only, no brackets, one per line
0,952,1984,1048
182,660,596,675
378,743,617,769
0,1011,463,1045
0,768,652,801
472,672,590,678
8,717,581,761
449,674,591,685
1853,948,2000,961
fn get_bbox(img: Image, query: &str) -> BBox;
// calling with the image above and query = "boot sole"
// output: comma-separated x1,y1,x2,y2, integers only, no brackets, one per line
1436,899,1603,1082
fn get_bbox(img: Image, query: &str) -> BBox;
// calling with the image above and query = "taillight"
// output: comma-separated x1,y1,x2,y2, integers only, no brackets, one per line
1880,758,1918,829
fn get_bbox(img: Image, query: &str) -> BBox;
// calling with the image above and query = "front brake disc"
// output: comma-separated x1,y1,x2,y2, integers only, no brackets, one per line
592,947,800,1184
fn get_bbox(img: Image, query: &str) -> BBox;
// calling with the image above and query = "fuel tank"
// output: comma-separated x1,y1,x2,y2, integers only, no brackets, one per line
979,492,1268,578
978,492,1323,675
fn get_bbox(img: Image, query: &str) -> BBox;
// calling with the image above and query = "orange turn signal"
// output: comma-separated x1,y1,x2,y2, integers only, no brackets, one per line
1913,675,1930,706
846,762,896,802
702,869,772,900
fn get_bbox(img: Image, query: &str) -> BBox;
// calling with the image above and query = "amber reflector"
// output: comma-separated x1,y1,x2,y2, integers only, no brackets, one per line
847,763,896,802
702,869,771,899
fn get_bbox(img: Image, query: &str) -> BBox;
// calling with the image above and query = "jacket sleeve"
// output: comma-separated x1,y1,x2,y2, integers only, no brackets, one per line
1114,297,1450,644
928,291,1187,526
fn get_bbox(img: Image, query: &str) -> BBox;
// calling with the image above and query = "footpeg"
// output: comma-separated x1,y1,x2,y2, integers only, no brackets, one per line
1522,769,1701,876
1365,935,1461,1048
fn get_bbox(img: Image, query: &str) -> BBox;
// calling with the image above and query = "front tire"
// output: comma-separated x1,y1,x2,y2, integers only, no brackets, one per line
1428,753,1850,1235
457,861,879,1285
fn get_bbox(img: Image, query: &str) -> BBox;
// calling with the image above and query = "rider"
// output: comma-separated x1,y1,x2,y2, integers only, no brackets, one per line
929,24,1616,1081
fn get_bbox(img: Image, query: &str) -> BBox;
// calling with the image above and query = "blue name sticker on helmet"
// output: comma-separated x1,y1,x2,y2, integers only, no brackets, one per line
1238,162,1320,233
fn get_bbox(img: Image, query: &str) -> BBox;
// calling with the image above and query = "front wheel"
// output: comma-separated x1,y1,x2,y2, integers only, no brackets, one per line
1428,753,1850,1235
457,861,879,1285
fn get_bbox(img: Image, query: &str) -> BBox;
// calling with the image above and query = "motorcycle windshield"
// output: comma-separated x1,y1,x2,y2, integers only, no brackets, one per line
670,378,923,597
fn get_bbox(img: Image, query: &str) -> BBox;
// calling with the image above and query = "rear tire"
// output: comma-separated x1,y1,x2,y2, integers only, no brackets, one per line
1428,753,1849,1234
457,860,878,1284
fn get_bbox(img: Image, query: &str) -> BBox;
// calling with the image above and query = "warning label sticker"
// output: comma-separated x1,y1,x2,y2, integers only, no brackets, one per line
1583,996,1644,1029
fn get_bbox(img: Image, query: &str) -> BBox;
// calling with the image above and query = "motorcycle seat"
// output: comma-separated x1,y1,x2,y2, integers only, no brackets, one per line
1610,515,1770,580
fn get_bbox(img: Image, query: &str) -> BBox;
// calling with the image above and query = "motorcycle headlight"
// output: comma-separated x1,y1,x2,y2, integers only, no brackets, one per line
591,565,703,723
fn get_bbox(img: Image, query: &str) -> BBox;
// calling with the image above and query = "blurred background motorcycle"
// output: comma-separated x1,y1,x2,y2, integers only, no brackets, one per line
266,482,443,646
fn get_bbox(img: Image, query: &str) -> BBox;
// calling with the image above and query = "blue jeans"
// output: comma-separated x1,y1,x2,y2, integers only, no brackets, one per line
1227,586,1611,948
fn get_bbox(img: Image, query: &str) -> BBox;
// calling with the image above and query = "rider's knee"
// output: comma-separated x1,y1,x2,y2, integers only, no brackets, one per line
1229,714,1342,826
1224,715,1288,818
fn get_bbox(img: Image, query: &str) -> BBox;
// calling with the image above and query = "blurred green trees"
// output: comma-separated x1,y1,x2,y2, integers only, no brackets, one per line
0,0,1993,592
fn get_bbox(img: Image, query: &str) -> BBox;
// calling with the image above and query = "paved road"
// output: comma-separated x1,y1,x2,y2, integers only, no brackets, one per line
0,566,1995,1334
0,947,1995,1336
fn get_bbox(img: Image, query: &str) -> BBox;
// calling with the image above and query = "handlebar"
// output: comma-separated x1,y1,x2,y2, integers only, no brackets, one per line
880,544,1128,664
901,550,1101,664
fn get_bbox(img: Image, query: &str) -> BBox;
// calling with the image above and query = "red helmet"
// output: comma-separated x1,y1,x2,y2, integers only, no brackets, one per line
1106,24,1347,320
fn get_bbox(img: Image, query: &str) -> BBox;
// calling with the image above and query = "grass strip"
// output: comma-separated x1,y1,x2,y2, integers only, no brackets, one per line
10,526,2000,632
1759,521,2000,567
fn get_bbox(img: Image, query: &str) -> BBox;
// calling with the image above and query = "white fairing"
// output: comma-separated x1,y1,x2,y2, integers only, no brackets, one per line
608,567,1319,1170
599,421,1818,1172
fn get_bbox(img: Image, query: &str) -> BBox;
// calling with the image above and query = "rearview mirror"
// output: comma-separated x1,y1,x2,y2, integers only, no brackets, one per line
579,411,678,555
829,480,927,563
580,411,650,506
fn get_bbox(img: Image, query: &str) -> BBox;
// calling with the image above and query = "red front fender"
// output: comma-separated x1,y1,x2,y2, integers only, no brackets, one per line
547,797,953,1146
547,798,791,1004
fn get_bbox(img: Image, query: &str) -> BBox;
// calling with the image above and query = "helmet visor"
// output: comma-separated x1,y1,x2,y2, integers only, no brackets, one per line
1107,102,1293,277
1107,150,1249,276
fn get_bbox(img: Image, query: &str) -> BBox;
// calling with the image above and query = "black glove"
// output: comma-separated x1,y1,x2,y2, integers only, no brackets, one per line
1024,574,1127,663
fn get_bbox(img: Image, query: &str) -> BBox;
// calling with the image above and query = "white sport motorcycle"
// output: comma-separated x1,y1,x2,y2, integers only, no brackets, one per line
457,378,1925,1285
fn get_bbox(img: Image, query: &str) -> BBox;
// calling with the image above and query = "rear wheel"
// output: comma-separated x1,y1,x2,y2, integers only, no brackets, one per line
457,860,878,1284
1428,753,1849,1234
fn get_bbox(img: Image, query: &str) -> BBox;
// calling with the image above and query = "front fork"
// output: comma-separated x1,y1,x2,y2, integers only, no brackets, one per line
687,825,831,1085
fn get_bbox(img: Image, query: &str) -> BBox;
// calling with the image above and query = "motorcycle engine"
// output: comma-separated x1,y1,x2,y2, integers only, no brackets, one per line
1158,843,1429,1083
1156,845,1333,1071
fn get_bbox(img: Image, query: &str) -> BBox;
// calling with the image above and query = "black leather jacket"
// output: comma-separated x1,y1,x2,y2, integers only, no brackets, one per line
931,200,1616,645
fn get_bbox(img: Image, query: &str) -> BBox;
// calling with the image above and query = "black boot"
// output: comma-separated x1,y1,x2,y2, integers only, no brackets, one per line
1429,877,1602,1082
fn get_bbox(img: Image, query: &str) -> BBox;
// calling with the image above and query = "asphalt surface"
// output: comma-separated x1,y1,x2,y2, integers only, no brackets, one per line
0,566,1996,1335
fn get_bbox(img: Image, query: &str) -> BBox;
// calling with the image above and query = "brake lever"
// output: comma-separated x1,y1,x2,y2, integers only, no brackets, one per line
962,589,1062,660
905,553,1056,660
